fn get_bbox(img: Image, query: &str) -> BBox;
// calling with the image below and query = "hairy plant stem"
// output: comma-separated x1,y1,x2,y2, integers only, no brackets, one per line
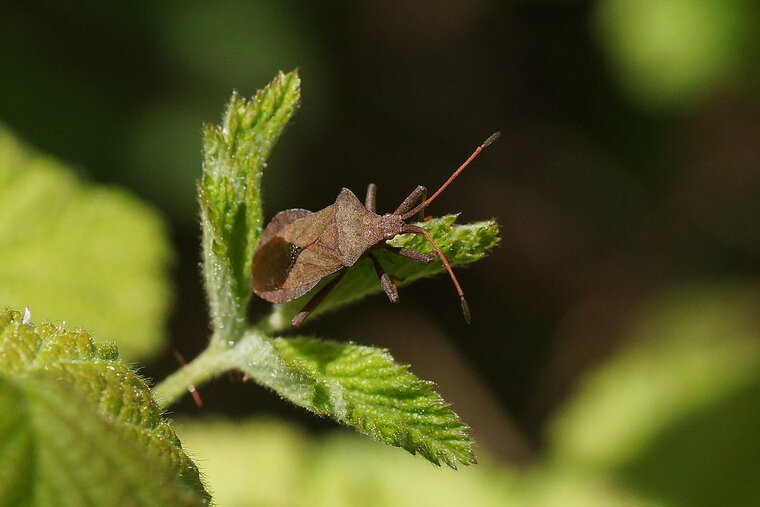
152,343,230,408
153,328,265,408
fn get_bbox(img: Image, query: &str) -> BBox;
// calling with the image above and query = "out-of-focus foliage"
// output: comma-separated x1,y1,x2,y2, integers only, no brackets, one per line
549,282,760,506
130,0,327,220
0,126,172,360
159,1,314,88
594,0,754,109
176,418,516,507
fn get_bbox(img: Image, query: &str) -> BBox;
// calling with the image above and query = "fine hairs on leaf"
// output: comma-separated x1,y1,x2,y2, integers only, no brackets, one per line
0,309,210,505
271,337,475,468
154,70,501,469
199,71,301,342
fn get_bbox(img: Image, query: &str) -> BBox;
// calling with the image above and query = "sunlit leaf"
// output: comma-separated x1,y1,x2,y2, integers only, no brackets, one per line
230,335,475,468
0,126,172,360
0,308,210,505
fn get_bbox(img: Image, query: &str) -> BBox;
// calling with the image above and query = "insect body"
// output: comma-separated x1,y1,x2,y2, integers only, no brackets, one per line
251,132,499,326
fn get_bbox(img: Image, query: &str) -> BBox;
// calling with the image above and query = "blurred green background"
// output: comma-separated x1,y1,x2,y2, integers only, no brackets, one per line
2,1,760,505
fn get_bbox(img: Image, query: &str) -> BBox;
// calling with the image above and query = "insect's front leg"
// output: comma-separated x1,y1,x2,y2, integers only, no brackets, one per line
365,183,377,213
368,253,399,303
383,244,435,264
393,185,427,221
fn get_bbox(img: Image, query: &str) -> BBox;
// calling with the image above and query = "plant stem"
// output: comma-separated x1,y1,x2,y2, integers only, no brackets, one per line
152,343,233,408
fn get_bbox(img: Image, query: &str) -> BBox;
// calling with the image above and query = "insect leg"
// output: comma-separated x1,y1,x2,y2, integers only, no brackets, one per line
382,244,435,263
368,253,399,303
365,183,377,212
403,224,471,323
415,187,428,221
392,185,427,220
291,270,348,327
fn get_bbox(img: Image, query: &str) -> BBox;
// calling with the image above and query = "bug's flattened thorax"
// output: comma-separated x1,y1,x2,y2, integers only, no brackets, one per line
334,188,384,265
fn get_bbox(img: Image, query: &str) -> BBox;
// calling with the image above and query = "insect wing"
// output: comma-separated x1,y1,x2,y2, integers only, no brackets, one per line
259,208,312,245
252,206,344,303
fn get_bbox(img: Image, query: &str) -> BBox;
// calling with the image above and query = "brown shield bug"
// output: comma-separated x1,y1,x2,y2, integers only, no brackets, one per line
251,132,500,327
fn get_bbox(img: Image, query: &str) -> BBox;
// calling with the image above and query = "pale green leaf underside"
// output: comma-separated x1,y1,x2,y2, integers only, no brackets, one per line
235,335,475,468
0,126,172,360
0,309,209,505
273,215,500,325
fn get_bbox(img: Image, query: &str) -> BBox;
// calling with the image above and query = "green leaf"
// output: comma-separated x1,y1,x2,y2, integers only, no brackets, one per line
231,335,475,468
0,125,172,360
200,70,300,340
0,308,210,505
270,215,500,328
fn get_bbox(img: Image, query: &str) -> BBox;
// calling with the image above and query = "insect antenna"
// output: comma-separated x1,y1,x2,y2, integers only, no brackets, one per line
400,131,500,221
402,224,471,323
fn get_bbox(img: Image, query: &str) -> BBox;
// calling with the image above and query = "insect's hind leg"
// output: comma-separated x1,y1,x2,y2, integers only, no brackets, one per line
292,270,348,327
393,185,427,221
369,253,399,303
365,183,377,213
